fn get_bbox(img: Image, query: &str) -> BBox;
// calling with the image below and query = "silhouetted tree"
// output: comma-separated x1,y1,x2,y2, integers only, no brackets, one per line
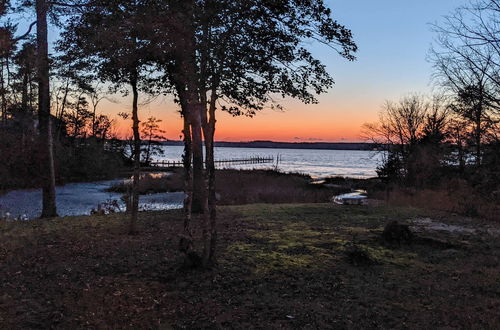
35,0,58,217
140,116,165,165
86,82,107,137
62,94,91,138
56,0,355,265
0,24,15,125
13,41,37,114
149,0,357,266
431,0,500,165
57,0,158,233
6,0,80,217
363,94,448,185
92,113,113,140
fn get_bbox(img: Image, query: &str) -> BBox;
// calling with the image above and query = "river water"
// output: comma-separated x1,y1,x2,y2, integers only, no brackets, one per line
0,147,382,219
0,179,185,220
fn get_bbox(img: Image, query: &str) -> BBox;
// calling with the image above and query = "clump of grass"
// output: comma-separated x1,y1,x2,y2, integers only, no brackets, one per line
106,171,183,194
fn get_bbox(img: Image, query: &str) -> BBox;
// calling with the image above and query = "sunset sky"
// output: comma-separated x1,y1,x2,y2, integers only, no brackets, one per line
58,0,462,142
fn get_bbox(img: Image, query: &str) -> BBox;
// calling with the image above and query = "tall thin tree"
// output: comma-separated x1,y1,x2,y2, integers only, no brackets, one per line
36,0,57,217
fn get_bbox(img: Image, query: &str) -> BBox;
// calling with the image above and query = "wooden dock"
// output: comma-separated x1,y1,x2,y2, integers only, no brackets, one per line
148,156,274,169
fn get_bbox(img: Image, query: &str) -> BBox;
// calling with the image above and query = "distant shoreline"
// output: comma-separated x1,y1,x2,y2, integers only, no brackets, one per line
161,140,378,151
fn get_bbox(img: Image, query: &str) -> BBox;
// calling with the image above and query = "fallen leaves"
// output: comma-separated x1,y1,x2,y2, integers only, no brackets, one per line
0,205,498,328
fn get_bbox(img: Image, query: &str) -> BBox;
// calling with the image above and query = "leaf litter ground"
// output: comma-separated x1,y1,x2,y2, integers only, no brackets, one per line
0,204,498,328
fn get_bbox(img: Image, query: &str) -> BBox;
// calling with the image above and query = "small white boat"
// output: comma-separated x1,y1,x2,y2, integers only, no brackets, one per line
332,190,368,205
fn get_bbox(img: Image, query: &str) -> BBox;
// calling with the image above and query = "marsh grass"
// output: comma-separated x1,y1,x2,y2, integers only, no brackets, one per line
216,169,346,204
106,168,350,204
106,170,184,194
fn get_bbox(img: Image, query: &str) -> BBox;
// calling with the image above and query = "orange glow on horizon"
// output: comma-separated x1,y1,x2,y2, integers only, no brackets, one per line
101,95,379,143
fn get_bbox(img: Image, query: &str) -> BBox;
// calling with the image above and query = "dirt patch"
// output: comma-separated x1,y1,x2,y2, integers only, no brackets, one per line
411,217,500,238
411,217,478,234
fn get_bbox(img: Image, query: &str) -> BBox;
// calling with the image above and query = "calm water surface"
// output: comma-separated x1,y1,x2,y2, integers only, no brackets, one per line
157,146,382,179
0,180,184,220
1,147,382,219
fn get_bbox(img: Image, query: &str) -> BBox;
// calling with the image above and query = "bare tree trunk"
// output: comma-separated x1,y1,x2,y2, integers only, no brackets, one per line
6,56,12,104
182,115,193,232
174,1,204,214
183,100,205,216
129,74,140,234
179,113,195,258
36,0,57,218
22,71,28,111
195,23,215,266
207,110,217,261
58,80,70,122
179,96,210,268
188,100,208,225
201,87,218,265
92,106,96,137
189,101,215,267
458,138,465,173
177,100,207,268
174,82,200,265
29,72,33,110
1,60,6,125
56,80,70,140
190,123,205,214
475,108,482,166
172,1,210,265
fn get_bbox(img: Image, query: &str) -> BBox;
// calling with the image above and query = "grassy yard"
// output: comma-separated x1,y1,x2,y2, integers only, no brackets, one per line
0,204,498,328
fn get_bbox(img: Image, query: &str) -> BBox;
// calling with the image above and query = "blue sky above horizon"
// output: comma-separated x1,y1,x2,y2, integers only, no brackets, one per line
322,0,461,98
10,0,465,142
206,0,464,142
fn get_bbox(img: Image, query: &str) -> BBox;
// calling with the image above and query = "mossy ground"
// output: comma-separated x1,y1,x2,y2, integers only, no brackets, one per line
0,204,498,328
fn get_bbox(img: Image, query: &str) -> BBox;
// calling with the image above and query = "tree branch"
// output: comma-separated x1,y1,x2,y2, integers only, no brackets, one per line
12,21,37,42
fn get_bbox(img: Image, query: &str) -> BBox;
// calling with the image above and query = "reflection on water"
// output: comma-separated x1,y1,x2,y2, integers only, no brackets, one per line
155,146,382,179
0,179,184,220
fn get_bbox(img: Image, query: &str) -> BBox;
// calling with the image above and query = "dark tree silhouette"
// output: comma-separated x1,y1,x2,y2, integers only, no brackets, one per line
362,94,450,186
6,0,78,218
14,42,37,114
140,116,166,165
149,0,357,266
57,0,157,233
0,24,15,125
57,0,356,265
36,0,57,218
431,0,500,165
